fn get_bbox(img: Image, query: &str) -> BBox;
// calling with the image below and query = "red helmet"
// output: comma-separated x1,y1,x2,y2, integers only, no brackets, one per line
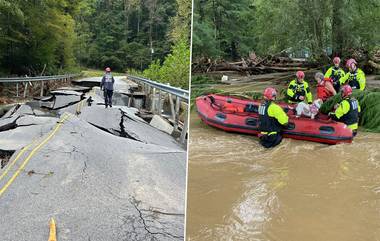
333,57,341,65
263,87,277,100
341,85,353,97
105,67,111,72
296,71,305,79
346,58,357,69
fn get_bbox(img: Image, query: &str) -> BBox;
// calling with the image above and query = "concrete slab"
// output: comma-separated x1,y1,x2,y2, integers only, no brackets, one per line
51,90,83,96
0,115,19,132
52,95,82,110
1,105,18,119
56,86,91,92
79,106,181,149
71,77,101,87
0,116,58,151
150,115,174,135
118,106,145,122
16,116,58,126
6,104,34,116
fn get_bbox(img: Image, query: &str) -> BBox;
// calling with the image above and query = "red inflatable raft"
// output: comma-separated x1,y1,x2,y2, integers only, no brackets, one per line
196,94,353,144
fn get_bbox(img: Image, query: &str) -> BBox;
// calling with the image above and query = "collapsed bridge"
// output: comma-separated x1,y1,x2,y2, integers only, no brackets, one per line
0,75,187,241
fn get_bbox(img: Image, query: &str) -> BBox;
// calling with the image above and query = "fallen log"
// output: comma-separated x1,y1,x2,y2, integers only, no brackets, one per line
255,66,309,72
369,60,380,70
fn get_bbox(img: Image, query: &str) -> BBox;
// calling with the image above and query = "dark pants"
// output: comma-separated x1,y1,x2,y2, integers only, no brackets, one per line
104,89,113,107
259,133,283,148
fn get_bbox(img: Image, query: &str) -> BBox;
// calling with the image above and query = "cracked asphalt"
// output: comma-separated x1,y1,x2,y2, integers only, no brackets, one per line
0,77,186,240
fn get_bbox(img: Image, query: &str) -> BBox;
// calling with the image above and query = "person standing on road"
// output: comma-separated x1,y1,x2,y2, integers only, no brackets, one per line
101,67,115,108
286,71,313,104
258,87,289,148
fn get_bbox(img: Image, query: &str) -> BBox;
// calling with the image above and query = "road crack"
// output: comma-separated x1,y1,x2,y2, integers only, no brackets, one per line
130,198,184,240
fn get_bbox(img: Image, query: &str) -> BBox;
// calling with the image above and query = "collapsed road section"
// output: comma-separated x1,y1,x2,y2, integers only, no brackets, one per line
0,77,186,241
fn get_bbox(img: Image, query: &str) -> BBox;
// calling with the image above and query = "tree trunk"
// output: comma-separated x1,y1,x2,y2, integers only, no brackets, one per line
332,0,344,57
124,0,130,38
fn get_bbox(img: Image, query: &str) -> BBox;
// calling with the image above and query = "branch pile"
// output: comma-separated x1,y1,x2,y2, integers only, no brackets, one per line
192,54,320,74
368,49,380,71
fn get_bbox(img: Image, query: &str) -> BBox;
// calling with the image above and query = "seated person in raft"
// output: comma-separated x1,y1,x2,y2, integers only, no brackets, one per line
315,71,336,101
295,99,323,119
286,71,313,104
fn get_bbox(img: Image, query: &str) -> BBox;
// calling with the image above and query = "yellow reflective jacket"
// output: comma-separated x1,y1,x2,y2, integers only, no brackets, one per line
334,98,361,130
339,68,366,90
259,101,289,135
287,79,313,104
324,66,345,81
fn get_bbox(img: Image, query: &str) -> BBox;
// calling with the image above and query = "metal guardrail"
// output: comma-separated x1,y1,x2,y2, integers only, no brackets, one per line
0,74,80,97
127,75,189,101
127,75,189,144
0,74,80,83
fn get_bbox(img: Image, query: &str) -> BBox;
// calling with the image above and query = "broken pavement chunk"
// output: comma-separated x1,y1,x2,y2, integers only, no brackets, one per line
79,106,181,149
0,115,58,151
150,115,174,135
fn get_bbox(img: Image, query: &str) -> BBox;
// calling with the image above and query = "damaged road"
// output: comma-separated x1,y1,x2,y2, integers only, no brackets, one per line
0,77,186,241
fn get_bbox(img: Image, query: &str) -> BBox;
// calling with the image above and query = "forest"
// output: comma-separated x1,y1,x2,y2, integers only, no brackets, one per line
193,0,380,64
0,0,191,88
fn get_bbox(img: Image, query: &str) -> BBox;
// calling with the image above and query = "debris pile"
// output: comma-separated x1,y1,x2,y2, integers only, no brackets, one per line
368,49,380,71
192,54,319,74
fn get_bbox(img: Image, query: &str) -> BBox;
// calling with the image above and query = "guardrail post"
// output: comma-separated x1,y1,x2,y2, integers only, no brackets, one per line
169,93,176,123
16,83,19,97
179,105,188,144
174,96,180,130
158,90,162,115
23,82,28,98
151,88,156,113
128,94,132,107
40,81,44,97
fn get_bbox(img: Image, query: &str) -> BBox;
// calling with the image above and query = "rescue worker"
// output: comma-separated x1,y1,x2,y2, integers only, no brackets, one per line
287,71,313,104
324,57,345,92
330,85,361,136
339,58,366,90
258,87,289,148
315,72,336,101
100,67,115,108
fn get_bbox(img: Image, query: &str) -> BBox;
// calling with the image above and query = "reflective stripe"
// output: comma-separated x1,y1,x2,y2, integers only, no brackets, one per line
351,100,358,110
258,105,266,115
260,131,278,135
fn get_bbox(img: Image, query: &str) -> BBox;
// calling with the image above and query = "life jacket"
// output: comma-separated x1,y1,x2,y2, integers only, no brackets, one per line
347,71,360,89
258,101,282,133
317,78,333,101
223,101,244,112
340,98,359,126
288,80,309,103
330,67,342,83
292,82,306,96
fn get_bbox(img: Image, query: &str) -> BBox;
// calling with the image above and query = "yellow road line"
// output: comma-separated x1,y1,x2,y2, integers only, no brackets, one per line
0,113,70,198
0,140,38,182
48,218,57,241
76,89,95,114
76,99,85,114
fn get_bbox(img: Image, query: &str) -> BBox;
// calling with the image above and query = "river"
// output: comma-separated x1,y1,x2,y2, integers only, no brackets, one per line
186,80,380,241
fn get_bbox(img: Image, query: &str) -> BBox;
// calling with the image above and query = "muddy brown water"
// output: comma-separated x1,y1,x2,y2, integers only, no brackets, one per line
186,81,380,241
